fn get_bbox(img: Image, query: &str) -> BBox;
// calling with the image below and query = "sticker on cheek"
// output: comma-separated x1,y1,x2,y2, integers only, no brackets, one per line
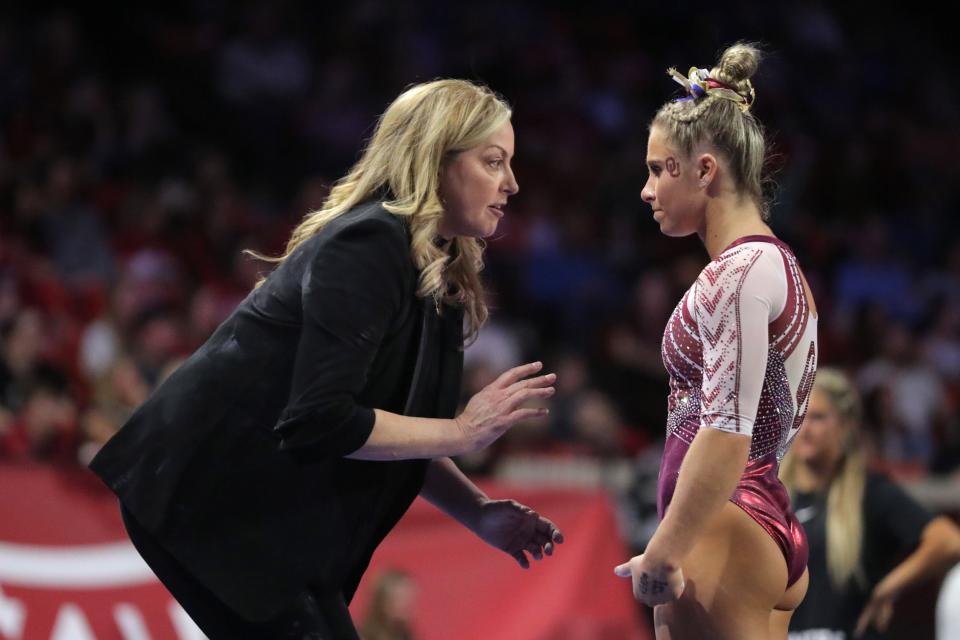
665,157,680,177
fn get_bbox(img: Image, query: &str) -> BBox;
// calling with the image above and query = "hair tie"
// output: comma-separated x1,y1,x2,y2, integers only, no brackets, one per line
667,66,755,113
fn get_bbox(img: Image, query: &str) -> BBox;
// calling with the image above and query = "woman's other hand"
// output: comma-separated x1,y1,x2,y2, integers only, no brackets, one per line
471,498,564,569
454,361,555,455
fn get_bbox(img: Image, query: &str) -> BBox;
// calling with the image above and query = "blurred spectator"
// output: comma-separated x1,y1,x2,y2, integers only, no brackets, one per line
0,308,48,415
40,156,116,288
833,219,920,329
0,364,78,463
360,569,419,640
781,368,960,639
129,309,187,386
77,355,150,465
858,323,949,465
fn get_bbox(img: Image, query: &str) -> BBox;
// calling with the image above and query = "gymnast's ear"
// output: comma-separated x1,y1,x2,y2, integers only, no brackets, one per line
695,153,718,189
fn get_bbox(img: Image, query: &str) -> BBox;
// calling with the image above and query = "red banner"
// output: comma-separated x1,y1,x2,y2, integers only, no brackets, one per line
0,464,649,639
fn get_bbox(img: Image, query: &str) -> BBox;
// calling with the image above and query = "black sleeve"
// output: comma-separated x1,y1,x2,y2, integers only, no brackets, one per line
864,473,935,551
272,215,411,457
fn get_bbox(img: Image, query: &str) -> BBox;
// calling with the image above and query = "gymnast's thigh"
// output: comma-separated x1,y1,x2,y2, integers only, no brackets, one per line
653,500,789,640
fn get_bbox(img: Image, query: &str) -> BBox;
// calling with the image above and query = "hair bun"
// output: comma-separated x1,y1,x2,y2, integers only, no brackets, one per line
713,42,762,87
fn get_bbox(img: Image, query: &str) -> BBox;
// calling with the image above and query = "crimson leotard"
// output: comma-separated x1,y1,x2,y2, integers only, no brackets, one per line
657,235,817,587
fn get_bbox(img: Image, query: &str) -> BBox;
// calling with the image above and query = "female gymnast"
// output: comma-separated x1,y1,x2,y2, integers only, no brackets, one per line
614,43,818,638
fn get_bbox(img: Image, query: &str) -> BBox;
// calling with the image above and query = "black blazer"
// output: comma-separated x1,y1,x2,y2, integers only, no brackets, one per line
90,202,464,620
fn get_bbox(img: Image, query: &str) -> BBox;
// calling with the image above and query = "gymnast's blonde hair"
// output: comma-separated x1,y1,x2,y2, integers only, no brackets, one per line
249,79,511,342
653,42,773,220
780,368,867,589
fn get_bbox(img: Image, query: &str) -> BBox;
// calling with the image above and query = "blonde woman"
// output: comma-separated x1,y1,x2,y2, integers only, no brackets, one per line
781,368,960,639
614,43,818,638
360,569,418,640
90,79,562,638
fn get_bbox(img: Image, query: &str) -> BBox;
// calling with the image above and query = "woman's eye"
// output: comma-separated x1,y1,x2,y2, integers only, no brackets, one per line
488,159,503,168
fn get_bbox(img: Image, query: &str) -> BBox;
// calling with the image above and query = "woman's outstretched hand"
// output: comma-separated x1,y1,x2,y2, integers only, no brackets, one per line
454,361,555,455
471,499,564,569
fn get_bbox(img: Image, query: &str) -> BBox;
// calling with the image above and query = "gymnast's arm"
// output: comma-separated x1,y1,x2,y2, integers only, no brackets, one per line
644,429,751,572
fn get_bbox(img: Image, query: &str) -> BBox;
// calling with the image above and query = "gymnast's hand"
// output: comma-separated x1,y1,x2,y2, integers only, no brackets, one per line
454,361,555,455
471,499,564,569
614,554,685,606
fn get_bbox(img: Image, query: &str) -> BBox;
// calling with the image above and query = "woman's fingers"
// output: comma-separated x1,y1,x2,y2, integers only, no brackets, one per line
506,386,555,410
855,599,894,637
534,515,561,537
877,601,894,631
855,603,877,637
458,363,556,453
508,372,557,392
505,407,550,425
494,361,543,388
518,386,557,401
524,542,543,560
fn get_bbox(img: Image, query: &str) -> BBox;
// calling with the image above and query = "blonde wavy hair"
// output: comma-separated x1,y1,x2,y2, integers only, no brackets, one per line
653,42,773,220
780,368,867,589
249,79,512,342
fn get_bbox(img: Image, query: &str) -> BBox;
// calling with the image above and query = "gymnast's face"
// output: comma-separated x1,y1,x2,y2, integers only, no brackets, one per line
438,120,519,239
793,388,846,472
641,125,706,238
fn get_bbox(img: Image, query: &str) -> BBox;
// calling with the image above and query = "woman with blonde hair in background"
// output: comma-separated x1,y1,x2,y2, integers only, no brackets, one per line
781,368,960,639
615,42,818,638
360,569,418,640
90,79,563,638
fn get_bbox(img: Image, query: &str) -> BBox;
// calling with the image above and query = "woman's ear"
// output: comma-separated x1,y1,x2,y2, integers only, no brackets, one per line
697,153,718,189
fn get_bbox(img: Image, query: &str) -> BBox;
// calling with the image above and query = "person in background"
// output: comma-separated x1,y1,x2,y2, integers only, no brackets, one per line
360,569,418,640
781,368,960,639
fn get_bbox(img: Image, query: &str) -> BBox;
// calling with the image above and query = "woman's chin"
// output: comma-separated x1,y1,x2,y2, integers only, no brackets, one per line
480,218,501,238
659,223,687,238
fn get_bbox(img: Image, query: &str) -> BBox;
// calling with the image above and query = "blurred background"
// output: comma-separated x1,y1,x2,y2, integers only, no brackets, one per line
0,1,958,639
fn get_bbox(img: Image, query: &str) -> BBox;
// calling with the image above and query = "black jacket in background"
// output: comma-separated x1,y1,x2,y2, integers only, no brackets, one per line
90,202,464,620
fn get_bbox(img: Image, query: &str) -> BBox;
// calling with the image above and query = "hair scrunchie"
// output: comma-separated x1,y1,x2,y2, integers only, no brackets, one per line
667,66,755,112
